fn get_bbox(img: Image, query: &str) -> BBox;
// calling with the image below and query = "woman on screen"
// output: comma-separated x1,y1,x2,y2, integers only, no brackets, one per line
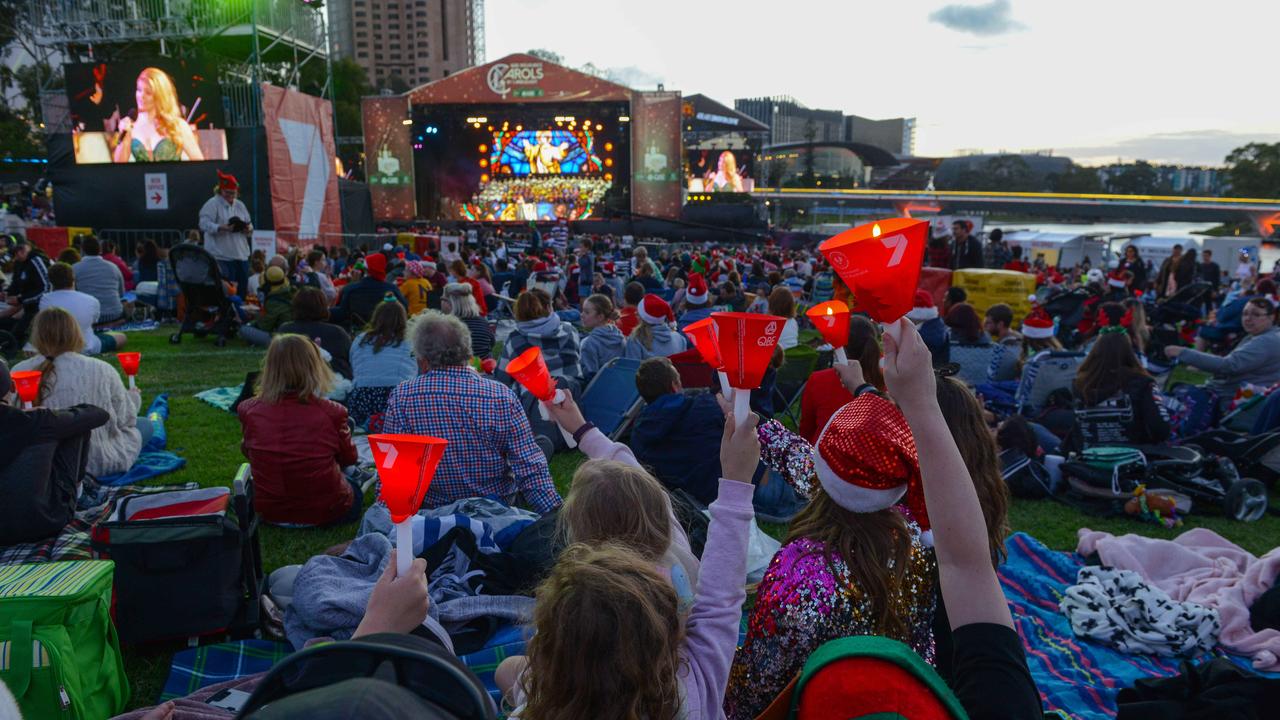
112,67,204,163
707,150,745,192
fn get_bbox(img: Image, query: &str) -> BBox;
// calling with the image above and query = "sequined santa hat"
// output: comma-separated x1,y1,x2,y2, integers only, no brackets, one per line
814,393,931,541
686,273,710,305
1022,297,1055,339
637,294,674,325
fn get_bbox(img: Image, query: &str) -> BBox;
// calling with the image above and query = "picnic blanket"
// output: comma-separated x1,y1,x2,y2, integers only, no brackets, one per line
98,394,187,486
0,480,199,566
114,319,161,332
159,640,292,702
196,378,354,413
999,532,1275,720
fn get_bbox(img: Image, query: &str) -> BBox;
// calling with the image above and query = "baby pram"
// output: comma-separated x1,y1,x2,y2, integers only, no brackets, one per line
1146,281,1214,361
167,244,240,347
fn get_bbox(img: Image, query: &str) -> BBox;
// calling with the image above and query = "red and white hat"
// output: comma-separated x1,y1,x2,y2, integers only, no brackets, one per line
1022,301,1055,339
638,294,674,325
815,394,931,540
217,170,238,192
1107,269,1128,289
686,273,709,305
906,289,938,323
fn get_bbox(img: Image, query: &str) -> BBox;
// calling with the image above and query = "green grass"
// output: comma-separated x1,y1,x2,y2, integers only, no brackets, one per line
110,328,1280,709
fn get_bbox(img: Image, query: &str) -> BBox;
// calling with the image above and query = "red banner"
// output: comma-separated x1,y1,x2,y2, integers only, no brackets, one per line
631,91,683,220
260,84,342,243
407,53,632,106
361,95,417,222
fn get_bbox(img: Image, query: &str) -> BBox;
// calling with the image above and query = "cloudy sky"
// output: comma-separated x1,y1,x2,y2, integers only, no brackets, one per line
485,0,1280,166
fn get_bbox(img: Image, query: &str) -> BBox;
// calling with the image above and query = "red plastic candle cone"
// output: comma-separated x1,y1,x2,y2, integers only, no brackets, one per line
820,218,928,324
11,370,41,409
117,352,141,388
805,301,851,363
682,318,724,369
505,346,556,402
504,346,575,447
368,434,448,577
712,312,786,426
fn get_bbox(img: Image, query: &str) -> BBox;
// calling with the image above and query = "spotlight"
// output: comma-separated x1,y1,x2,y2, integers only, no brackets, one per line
605,142,613,151
479,144,488,153
618,115,630,122
401,119,412,125
596,124,603,131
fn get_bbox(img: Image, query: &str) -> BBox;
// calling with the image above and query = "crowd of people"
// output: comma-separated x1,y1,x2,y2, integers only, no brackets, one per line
2,186,1280,718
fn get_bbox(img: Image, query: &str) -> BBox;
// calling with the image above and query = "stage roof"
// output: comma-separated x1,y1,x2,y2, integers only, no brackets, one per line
682,94,769,133
406,53,635,106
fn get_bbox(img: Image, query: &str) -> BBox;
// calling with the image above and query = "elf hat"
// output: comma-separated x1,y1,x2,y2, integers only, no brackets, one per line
217,170,238,192
1022,304,1055,339
638,294,674,325
905,290,938,323
686,273,710,305
814,394,930,540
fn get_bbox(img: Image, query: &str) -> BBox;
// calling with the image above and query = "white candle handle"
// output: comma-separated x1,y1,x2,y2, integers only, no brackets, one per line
127,375,136,390
733,388,751,428
881,320,904,348
833,348,848,365
718,371,733,400
396,520,413,577
540,389,576,448
23,401,33,410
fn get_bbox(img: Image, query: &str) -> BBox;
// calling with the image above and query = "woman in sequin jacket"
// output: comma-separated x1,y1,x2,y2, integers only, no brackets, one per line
724,388,938,720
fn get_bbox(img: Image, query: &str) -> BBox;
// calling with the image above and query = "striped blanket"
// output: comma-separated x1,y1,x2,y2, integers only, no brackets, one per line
999,532,1273,720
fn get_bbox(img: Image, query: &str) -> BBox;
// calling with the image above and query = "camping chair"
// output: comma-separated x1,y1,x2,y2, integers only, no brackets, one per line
578,357,645,440
948,343,999,387
1014,351,1086,415
669,348,714,390
771,345,819,427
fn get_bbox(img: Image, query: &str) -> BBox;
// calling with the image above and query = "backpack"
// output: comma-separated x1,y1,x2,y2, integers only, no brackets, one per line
0,561,129,719
1000,448,1054,499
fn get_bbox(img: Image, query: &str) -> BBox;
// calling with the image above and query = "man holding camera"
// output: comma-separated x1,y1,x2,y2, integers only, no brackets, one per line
198,170,253,297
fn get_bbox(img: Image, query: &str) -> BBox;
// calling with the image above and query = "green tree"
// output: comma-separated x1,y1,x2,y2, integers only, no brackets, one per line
1106,160,1159,194
946,155,1036,191
0,104,39,158
1050,163,1103,193
329,58,372,137
527,49,563,64
1224,142,1280,198
380,73,410,95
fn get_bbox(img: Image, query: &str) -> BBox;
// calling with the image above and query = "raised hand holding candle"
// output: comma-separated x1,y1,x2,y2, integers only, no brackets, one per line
116,352,141,389
682,317,733,399
820,218,929,338
505,346,576,447
11,370,41,409
711,312,786,428
805,301,851,364
367,434,447,578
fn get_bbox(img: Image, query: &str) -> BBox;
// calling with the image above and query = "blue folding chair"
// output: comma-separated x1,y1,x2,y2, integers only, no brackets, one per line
578,357,644,440
948,343,999,388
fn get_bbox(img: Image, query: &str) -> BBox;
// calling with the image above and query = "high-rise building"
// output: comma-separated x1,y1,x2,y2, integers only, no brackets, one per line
734,96,844,146
331,0,482,89
844,114,916,157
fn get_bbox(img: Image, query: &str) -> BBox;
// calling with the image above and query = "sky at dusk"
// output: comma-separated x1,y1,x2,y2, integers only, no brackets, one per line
485,0,1280,166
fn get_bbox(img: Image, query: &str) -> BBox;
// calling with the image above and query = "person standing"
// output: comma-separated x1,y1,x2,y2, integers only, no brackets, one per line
1199,248,1222,306
951,220,984,270
1155,244,1183,299
984,228,1011,269
199,171,253,298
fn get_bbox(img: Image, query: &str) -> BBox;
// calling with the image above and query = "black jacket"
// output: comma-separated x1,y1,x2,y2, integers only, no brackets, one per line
1069,375,1170,453
9,251,51,306
953,237,985,270
0,402,109,470
329,278,408,330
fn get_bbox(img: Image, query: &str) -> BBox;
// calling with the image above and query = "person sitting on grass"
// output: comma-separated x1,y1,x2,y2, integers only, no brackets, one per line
1067,324,1171,453
348,300,417,430
383,311,561,514
237,334,362,527
1165,296,1280,406
238,265,294,347
442,281,494,360
623,295,688,360
13,307,149,477
38,261,127,355
578,293,626,379
617,281,645,336
497,288,582,386
398,260,434,316
329,253,408,331
71,235,128,326
628,356,726,506
279,287,353,380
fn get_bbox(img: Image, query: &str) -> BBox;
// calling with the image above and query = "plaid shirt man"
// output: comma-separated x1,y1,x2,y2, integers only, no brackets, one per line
383,366,560,513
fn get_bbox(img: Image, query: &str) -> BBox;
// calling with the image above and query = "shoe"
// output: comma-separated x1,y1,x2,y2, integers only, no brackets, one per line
534,434,555,460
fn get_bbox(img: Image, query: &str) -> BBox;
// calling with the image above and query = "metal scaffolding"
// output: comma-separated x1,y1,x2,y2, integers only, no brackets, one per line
467,0,485,65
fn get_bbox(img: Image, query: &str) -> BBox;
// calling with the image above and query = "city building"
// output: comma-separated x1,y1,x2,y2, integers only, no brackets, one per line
735,96,844,146
331,0,482,89
844,114,916,157
1095,163,1226,195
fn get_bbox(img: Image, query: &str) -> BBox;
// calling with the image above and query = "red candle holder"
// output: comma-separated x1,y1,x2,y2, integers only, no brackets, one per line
711,312,786,427
505,346,575,447
117,352,141,389
820,218,929,327
367,433,448,577
11,370,41,409
805,301,851,364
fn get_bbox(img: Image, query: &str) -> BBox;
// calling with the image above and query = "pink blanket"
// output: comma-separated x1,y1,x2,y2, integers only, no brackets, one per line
1077,527,1280,670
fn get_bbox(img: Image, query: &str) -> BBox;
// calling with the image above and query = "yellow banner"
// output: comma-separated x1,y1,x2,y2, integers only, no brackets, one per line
951,269,1038,328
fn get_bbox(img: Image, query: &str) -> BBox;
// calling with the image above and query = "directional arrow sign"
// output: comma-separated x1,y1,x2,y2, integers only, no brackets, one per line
144,173,168,210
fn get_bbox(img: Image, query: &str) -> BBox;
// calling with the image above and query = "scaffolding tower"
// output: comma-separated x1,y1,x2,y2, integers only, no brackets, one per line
30,0,331,133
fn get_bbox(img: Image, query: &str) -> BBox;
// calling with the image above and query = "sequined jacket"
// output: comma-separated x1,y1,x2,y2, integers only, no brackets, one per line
724,420,938,720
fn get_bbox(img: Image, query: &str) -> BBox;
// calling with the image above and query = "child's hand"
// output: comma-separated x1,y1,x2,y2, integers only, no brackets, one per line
354,549,429,637
544,388,587,434
832,357,866,395
881,317,938,417
718,395,760,483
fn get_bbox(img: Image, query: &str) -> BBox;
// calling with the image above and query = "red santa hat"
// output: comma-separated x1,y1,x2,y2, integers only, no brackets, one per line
686,273,710,305
1107,269,1128,288
814,394,931,541
637,294,674,325
532,261,548,272
364,253,387,281
217,170,238,192
1022,300,1055,339
905,289,938,323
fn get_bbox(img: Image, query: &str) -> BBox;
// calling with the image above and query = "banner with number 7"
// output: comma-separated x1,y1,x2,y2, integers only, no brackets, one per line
819,218,929,323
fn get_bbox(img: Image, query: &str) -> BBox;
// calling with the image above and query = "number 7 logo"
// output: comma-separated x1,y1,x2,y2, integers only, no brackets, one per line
881,234,907,268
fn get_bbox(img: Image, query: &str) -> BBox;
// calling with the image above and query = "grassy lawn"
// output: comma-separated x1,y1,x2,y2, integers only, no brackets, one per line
111,328,1279,709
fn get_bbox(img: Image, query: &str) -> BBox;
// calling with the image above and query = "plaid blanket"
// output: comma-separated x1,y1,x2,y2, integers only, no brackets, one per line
999,532,1275,720
159,640,292,702
0,480,198,566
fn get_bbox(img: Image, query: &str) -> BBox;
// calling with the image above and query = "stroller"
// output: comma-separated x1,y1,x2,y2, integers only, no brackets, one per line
1146,282,1214,360
167,244,240,347
1042,286,1095,345
1182,428,1280,489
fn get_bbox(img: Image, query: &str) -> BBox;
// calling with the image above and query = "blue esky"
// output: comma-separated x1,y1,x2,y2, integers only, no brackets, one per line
485,0,1280,166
